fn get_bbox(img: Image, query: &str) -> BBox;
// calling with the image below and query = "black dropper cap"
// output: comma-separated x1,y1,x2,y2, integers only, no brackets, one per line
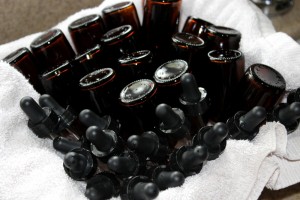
287,88,300,104
156,103,182,130
79,109,109,130
39,94,65,116
181,145,208,171
127,132,158,156
86,126,114,152
238,106,266,133
133,182,159,200
85,172,120,200
203,122,228,146
181,73,201,102
63,148,96,180
276,102,300,131
20,96,59,138
155,171,185,190
107,154,138,176
53,136,82,154
226,106,266,140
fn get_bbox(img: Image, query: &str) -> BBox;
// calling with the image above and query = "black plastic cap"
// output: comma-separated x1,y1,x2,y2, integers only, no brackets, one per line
203,122,228,146
86,126,114,152
64,151,88,173
39,94,65,116
53,136,81,154
20,96,47,124
181,73,201,103
133,182,159,200
181,145,208,171
239,106,266,133
278,102,300,126
156,171,185,190
107,156,137,176
156,104,182,130
127,132,158,156
79,109,108,130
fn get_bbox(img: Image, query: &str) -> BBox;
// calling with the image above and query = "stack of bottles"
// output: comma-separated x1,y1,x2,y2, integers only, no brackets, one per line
2,0,299,199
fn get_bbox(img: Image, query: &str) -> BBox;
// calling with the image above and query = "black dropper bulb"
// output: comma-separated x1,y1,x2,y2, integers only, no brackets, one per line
203,122,228,146
85,187,104,200
39,94,65,115
79,109,108,130
181,73,201,102
287,88,300,104
64,151,88,173
156,171,185,190
278,102,300,126
107,156,137,175
239,106,266,133
181,145,208,171
127,134,156,156
133,182,159,200
86,126,114,152
156,103,182,129
53,136,81,154
20,96,47,124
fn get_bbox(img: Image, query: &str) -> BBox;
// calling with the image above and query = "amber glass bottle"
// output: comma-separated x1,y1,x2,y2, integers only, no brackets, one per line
3,47,45,93
102,2,140,32
182,16,214,40
68,14,106,54
142,0,182,63
206,49,245,121
30,29,75,73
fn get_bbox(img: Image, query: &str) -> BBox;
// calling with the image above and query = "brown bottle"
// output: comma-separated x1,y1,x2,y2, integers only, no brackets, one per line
68,14,106,54
30,29,75,73
41,61,91,113
117,50,153,87
206,25,242,50
119,79,158,136
142,0,182,63
2,47,45,93
102,2,141,32
154,59,189,107
182,16,214,40
229,63,286,116
101,25,137,66
79,68,120,117
206,49,245,122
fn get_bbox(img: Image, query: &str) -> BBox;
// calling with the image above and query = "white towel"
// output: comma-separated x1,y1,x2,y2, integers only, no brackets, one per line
0,0,300,200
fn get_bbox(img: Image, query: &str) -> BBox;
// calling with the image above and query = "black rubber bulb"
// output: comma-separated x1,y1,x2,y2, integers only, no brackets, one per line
278,102,300,126
79,109,108,130
156,103,182,129
85,176,115,200
127,135,156,156
39,94,65,115
203,122,228,146
64,151,88,173
180,73,201,102
156,171,185,190
287,88,300,103
133,182,159,200
239,106,266,133
181,145,208,171
20,96,47,124
53,136,81,154
86,126,114,152
107,156,137,175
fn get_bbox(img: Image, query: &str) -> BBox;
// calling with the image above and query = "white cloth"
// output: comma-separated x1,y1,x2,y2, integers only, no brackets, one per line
0,0,300,199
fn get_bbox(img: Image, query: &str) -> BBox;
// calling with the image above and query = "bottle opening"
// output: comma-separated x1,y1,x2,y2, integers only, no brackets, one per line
69,14,101,30
31,29,62,48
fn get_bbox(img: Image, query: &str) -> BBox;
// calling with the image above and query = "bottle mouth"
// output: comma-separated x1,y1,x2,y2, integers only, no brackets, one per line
3,47,30,64
118,50,152,66
31,29,62,48
154,59,189,84
208,49,242,62
120,79,156,105
172,32,205,47
75,45,102,63
101,25,133,44
207,25,241,37
102,1,133,14
79,68,115,90
42,61,71,81
69,14,101,30
250,63,286,89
